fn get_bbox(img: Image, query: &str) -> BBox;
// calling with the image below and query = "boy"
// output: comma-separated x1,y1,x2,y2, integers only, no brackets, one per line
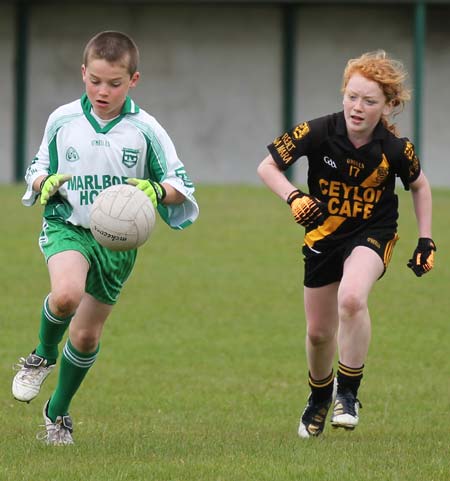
13,31,199,445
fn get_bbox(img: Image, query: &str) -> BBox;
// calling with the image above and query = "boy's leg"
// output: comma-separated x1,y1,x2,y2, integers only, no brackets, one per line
47,338,99,420
12,295,72,402
36,294,73,363
42,294,111,445
12,251,88,402
44,294,112,434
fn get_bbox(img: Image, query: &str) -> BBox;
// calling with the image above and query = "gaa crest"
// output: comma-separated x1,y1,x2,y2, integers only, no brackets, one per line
66,147,80,162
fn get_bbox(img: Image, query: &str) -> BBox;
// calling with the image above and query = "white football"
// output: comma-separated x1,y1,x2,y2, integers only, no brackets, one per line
90,184,156,251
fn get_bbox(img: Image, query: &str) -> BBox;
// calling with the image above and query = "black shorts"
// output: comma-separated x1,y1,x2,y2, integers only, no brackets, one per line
302,229,399,288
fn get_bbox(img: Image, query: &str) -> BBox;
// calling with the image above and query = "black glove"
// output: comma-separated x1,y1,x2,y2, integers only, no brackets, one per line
287,189,326,229
407,237,436,277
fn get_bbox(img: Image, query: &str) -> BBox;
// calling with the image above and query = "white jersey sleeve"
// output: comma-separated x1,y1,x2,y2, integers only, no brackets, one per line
21,96,199,230
21,108,61,206
127,111,199,229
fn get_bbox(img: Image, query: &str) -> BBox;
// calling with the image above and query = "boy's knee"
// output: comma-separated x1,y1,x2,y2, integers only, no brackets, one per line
49,292,80,318
70,330,99,353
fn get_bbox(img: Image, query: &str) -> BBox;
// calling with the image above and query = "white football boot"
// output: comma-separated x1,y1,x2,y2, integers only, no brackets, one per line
330,388,361,430
37,400,74,445
12,352,55,402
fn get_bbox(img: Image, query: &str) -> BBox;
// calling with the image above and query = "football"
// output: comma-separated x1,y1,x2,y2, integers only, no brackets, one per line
89,184,156,251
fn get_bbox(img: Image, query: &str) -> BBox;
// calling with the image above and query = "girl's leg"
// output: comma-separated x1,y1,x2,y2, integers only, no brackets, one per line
331,246,384,429
299,282,339,438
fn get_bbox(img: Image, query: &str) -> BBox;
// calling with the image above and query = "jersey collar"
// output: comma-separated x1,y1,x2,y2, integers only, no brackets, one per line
81,94,140,133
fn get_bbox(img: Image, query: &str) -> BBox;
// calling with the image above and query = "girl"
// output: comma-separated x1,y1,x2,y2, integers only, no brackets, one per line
257,50,435,438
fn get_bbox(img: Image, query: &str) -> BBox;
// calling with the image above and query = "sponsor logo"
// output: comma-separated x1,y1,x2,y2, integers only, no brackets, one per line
92,224,128,243
65,174,128,205
347,158,364,169
273,133,296,164
319,178,384,220
367,237,381,249
66,147,80,162
91,139,111,147
122,148,140,168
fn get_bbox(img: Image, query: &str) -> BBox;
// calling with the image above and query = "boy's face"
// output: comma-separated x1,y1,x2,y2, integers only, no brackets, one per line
82,58,139,120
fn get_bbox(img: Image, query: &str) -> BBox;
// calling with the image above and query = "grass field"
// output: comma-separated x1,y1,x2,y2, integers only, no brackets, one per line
0,184,449,481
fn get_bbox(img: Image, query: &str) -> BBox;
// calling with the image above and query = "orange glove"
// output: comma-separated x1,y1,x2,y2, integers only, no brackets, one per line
287,189,326,229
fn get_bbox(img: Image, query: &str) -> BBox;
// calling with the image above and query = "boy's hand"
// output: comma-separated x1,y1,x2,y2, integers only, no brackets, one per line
287,189,326,229
40,174,72,205
407,237,436,277
126,178,166,208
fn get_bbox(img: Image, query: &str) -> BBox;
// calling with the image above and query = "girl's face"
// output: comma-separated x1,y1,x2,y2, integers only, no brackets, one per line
82,58,139,120
343,73,393,139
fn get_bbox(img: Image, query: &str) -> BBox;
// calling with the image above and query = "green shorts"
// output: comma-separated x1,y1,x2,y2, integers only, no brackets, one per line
39,218,137,305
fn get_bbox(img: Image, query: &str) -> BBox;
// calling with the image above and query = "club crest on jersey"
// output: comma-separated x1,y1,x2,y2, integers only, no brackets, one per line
122,148,140,167
66,147,80,162
292,122,310,140
375,166,389,184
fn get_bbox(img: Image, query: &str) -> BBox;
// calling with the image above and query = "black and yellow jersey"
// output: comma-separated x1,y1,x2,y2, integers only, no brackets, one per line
267,111,421,251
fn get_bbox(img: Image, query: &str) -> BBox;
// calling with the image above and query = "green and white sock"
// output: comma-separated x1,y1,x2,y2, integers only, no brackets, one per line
35,294,73,364
48,338,99,421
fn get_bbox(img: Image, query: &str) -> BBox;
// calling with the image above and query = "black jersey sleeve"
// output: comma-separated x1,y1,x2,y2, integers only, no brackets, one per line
267,117,327,171
396,138,421,190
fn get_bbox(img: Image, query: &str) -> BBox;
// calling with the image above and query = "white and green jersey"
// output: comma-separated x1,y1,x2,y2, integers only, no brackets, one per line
23,94,199,230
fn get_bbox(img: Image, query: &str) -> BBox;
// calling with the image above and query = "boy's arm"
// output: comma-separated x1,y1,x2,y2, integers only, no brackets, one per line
22,166,50,207
22,119,52,207
161,183,185,204
126,177,185,209
144,119,199,228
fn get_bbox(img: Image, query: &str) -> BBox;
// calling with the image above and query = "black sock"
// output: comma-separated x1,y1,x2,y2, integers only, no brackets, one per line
309,370,334,403
337,361,364,397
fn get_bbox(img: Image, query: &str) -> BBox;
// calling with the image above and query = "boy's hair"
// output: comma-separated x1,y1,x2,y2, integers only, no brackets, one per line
83,31,139,76
342,50,411,136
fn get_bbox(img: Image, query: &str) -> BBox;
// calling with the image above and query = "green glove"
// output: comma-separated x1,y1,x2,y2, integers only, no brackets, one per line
40,174,72,205
126,178,166,208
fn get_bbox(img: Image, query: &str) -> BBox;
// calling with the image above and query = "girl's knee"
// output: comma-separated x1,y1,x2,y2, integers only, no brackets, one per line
307,327,335,347
339,292,367,319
